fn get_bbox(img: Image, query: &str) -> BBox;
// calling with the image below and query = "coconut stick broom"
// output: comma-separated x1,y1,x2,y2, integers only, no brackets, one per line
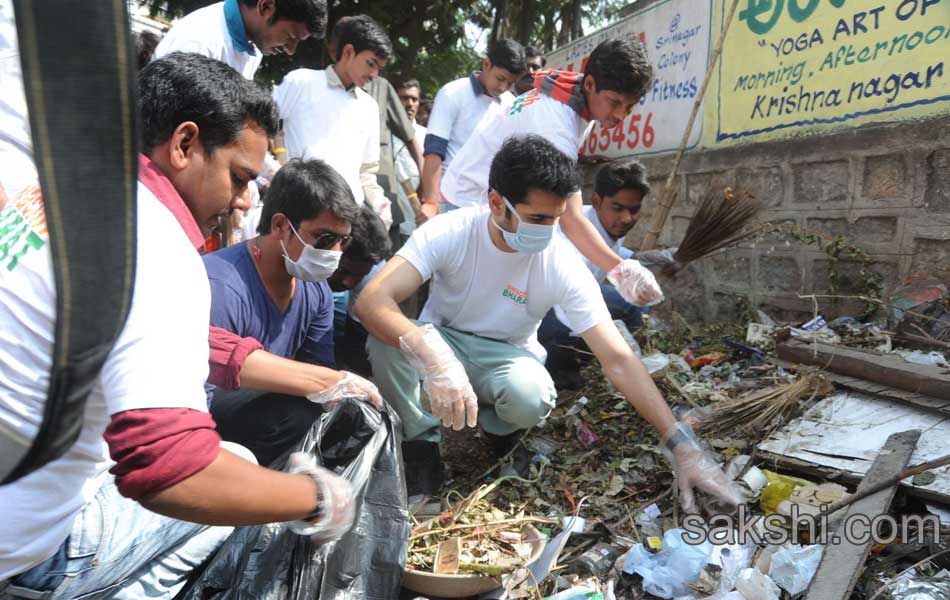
670,186,764,265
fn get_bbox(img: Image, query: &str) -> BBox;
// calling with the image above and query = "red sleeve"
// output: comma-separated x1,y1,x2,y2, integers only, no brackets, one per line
208,325,263,390
105,408,222,500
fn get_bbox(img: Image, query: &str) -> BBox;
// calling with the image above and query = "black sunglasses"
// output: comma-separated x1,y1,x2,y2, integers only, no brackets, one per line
311,231,353,251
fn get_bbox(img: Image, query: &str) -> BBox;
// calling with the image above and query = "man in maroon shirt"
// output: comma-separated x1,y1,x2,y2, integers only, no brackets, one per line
0,51,354,599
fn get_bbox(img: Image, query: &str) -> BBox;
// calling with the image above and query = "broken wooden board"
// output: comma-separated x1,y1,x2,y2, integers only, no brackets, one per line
776,339,950,398
758,392,950,505
804,430,920,600
772,357,950,418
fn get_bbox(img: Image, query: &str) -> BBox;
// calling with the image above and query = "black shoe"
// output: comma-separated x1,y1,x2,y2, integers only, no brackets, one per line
402,440,444,498
545,347,584,391
485,430,533,477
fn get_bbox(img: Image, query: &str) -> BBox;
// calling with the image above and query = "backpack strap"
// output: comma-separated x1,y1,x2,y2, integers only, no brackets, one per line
2,0,138,483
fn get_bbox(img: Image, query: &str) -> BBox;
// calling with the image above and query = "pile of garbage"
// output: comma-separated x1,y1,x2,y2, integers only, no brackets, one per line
419,281,950,599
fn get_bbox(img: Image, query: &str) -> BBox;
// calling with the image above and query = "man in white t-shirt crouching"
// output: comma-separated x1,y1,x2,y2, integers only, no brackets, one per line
354,135,741,511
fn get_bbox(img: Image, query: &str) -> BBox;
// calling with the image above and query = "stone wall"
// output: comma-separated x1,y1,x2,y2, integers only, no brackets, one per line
586,114,950,324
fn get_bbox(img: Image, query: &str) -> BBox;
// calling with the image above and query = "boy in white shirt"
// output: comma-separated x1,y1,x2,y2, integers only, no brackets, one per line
272,15,392,227
540,161,677,385
154,0,328,79
354,135,741,512
440,38,667,311
417,39,526,222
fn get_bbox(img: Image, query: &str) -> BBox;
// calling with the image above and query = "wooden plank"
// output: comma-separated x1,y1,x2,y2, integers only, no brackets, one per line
776,339,950,398
434,537,461,574
778,361,950,417
805,430,921,600
757,451,950,506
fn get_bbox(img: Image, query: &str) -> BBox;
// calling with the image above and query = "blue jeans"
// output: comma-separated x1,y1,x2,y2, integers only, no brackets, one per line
538,283,644,359
0,479,231,600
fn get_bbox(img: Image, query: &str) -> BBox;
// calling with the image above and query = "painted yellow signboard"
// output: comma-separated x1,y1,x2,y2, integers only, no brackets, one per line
714,0,950,144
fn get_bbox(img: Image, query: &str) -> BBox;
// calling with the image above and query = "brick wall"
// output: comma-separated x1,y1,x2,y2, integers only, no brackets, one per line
585,114,950,324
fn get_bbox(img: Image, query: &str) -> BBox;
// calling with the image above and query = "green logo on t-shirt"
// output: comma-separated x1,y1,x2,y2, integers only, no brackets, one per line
508,89,541,116
502,284,528,305
0,187,47,271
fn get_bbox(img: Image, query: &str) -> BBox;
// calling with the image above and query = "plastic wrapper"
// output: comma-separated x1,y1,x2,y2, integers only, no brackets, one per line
883,577,950,599
769,544,823,595
735,568,780,600
622,528,712,598
180,398,409,600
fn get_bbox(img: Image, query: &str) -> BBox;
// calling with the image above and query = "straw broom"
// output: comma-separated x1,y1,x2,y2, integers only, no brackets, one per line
671,186,764,265
693,371,833,436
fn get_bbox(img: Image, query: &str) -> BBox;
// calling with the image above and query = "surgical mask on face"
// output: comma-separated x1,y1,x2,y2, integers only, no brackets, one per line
490,196,556,254
280,223,343,282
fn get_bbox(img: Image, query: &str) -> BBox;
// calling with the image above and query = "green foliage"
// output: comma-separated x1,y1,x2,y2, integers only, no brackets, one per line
764,222,885,320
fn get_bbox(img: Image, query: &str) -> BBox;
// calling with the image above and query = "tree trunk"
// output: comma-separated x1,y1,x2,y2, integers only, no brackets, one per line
519,0,535,45
489,0,506,46
571,0,583,41
556,0,572,46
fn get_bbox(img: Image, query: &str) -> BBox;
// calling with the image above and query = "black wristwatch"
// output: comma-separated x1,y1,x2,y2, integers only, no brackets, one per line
664,427,690,451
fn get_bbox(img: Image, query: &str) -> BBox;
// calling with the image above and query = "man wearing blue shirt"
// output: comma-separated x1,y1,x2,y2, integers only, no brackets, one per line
204,159,383,465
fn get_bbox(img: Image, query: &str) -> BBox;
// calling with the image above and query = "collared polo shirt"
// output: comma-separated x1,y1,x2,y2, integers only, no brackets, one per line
272,67,380,208
423,72,514,172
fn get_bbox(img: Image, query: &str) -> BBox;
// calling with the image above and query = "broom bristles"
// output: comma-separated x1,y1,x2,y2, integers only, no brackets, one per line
673,186,764,264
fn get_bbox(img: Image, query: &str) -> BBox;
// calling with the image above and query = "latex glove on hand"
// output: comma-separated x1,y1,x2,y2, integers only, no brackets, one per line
286,452,355,543
307,371,384,410
634,248,678,267
662,423,744,514
399,324,478,430
607,258,665,306
636,247,684,276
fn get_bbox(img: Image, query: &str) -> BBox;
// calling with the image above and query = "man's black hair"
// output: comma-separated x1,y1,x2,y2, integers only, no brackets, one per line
345,204,392,264
396,78,421,91
331,14,392,62
135,31,161,72
489,135,580,206
486,38,527,75
257,159,360,234
140,52,279,153
583,38,653,99
524,45,546,67
594,160,650,199
239,0,328,38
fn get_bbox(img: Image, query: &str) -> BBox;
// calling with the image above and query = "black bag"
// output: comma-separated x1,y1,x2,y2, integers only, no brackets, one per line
2,0,138,483
179,398,410,600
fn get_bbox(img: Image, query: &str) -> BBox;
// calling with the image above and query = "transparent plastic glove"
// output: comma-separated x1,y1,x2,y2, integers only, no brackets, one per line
662,423,744,514
286,452,355,543
608,258,664,306
307,371,383,410
399,324,478,430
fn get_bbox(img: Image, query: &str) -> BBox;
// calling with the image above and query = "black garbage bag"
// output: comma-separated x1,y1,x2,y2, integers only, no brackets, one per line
179,398,409,600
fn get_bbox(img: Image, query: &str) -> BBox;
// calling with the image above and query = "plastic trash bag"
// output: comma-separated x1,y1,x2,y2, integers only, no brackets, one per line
179,398,409,600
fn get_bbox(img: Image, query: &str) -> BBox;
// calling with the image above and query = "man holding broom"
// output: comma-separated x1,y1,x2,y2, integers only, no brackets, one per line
438,37,665,311
355,135,742,513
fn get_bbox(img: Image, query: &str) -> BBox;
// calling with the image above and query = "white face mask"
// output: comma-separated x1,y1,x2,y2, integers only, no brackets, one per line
280,223,342,282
